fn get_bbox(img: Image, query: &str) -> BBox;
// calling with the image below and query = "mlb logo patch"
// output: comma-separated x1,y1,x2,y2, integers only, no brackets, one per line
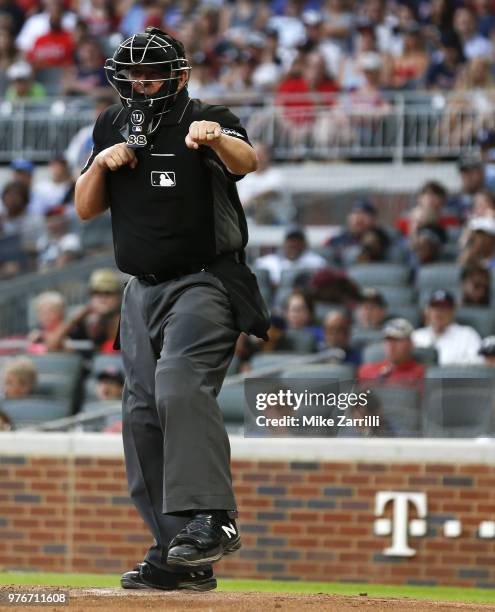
151,171,176,187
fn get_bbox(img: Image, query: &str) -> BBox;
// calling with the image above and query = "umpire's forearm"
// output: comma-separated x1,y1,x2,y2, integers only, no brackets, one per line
209,134,258,176
74,161,109,221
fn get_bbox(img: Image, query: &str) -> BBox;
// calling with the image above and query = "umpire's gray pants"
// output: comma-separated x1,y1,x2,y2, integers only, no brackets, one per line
120,271,239,571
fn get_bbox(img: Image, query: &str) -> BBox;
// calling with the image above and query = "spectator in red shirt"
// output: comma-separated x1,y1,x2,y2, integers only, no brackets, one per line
305,50,340,104
397,181,460,237
276,54,314,125
26,8,74,68
358,318,425,385
355,287,388,330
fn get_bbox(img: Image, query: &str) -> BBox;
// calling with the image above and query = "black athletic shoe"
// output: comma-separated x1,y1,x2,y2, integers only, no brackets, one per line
167,511,241,567
120,561,217,591
120,563,152,590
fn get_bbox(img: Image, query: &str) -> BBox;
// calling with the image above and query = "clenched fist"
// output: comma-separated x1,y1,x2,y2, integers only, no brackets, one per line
185,120,222,150
96,143,138,172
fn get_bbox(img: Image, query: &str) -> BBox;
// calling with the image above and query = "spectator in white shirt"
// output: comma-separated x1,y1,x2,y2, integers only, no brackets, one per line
479,335,495,365
255,226,327,285
36,206,82,271
454,7,493,59
412,289,482,365
237,143,287,223
30,155,75,216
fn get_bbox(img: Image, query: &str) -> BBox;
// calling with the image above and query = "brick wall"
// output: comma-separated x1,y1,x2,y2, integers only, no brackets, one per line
0,435,494,587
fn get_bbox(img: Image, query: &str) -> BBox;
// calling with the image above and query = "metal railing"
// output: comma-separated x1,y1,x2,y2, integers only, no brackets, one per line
0,91,490,162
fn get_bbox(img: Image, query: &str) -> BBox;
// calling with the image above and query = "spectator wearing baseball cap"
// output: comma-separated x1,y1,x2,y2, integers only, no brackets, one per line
412,290,482,365
254,225,327,285
425,31,465,91
358,318,424,386
0,180,44,260
449,156,484,220
9,158,47,218
96,366,125,401
461,264,490,306
397,181,459,238
36,206,82,271
29,155,75,217
479,336,495,365
5,61,46,101
325,199,378,267
458,216,495,268
407,224,445,275
321,310,361,366
87,268,123,314
355,287,388,330
52,269,123,353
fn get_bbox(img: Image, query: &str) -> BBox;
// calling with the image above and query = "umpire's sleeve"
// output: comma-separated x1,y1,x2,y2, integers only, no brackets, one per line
200,104,252,182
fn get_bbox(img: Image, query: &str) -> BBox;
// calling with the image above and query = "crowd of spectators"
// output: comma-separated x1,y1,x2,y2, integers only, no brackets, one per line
2,0,495,106
231,140,495,435
2,1,495,435
0,266,125,431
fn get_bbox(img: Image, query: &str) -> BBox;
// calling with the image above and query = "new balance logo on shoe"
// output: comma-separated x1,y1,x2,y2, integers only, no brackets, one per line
167,513,241,567
222,522,237,539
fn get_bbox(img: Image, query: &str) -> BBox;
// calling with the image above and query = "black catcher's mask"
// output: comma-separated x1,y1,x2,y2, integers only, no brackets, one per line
104,27,191,148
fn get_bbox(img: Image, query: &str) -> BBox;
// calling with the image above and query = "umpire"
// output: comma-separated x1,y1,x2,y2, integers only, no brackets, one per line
75,27,269,592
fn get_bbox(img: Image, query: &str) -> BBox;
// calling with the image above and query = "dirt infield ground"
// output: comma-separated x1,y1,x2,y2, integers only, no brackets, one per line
2,587,495,612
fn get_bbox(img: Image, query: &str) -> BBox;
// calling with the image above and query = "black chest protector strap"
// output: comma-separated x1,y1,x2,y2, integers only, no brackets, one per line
120,103,156,149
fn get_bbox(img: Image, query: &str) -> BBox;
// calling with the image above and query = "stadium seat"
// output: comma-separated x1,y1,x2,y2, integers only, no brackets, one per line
279,267,323,288
91,353,124,374
388,305,422,328
456,306,495,338
347,264,410,287
30,353,83,411
2,398,71,428
362,342,438,365
81,400,122,432
280,363,356,381
361,342,385,364
412,347,438,365
277,329,317,353
373,285,416,306
80,212,113,252
416,264,460,294
425,365,495,380
351,327,383,349
369,386,420,436
250,352,303,373
422,387,494,437
217,383,246,425
273,267,323,309
84,354,124,403
252,267,272,287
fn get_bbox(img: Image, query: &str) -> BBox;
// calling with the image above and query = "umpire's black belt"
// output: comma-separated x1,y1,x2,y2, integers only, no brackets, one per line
137,264,204,285
136,253,240,286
